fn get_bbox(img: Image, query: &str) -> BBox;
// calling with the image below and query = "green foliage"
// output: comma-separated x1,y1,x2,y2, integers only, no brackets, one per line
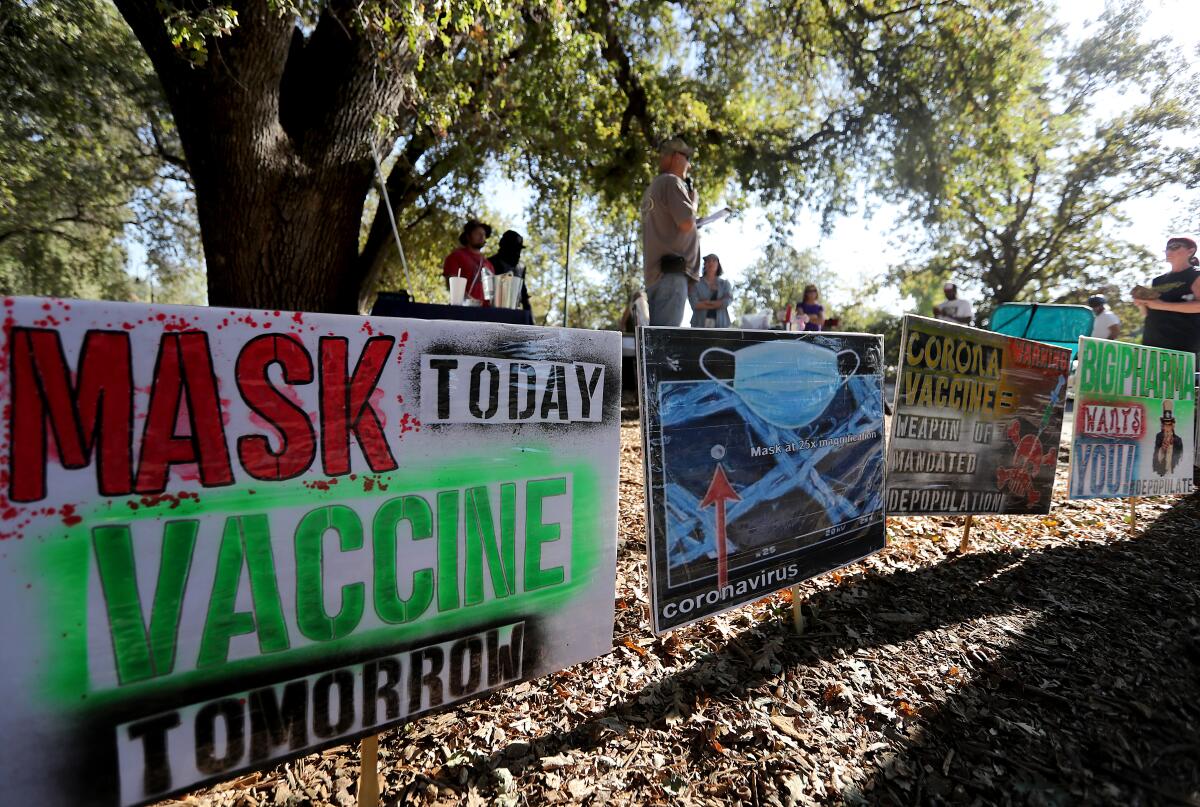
736,242,836,321
896,266,952,319
523,194,641,330
161,5,238,64
837,304,904,374
888,2,1199,318
19,0,1189,322
0,0,202,303
0,236,132,300
104,0,1066,313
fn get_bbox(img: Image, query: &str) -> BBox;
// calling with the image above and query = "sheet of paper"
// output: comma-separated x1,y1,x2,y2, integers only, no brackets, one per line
697,207,733,228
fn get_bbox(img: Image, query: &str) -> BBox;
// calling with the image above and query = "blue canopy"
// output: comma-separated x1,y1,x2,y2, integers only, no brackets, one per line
987,303,1095,360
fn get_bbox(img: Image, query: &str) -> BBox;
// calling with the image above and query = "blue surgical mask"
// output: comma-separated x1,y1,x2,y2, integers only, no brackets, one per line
700,341,858,429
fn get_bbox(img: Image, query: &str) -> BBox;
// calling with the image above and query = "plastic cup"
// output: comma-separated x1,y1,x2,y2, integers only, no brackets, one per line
508,276,523,309
494,275,511,308
448,276,467,305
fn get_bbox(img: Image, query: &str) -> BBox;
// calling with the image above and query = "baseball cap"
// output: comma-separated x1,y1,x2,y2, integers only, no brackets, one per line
657,137,694,158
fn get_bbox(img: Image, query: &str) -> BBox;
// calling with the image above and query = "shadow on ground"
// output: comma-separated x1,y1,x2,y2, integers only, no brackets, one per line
448,495,1200,806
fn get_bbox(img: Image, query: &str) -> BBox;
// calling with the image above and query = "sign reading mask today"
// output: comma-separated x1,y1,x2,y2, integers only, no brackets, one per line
638,328,886,633
887,315,1071,515
0,298,621,807
1069,337,1195,498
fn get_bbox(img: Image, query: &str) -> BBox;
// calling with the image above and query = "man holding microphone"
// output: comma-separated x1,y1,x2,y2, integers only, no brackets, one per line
641,137,700,326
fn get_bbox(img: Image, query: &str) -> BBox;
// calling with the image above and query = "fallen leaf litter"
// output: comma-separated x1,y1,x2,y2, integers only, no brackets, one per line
157,419,1200,806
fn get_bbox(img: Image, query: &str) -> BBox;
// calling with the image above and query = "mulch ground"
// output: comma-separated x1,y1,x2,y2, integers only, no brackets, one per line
160,420,1200,807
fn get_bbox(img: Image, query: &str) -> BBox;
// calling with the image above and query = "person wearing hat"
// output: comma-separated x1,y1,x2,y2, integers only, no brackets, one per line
1133,235,1200,361
1087,295,1120,340
443,219,494,305
641,137,700,326
1153,402,1184,476
489,230,532,313
688,254,733,328
933,283,973,325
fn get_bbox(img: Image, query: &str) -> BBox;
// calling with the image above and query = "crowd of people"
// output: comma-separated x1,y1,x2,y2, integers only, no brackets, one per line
437,138,1199,364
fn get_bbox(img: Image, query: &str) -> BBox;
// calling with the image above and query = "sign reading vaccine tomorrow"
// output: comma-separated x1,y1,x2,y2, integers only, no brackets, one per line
0,298,621,807
638,327,887,633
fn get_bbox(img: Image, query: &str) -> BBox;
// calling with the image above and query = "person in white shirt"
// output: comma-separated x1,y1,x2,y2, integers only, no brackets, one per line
1088,295,1120,340
933,283,973,324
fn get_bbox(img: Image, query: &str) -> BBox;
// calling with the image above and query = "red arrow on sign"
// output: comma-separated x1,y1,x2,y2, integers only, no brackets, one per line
700,463,741,588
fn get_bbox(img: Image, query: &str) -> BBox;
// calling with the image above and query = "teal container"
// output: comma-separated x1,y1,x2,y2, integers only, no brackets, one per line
987,303,1095,360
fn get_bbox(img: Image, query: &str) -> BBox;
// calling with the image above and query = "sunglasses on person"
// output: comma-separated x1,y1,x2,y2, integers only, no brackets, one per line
1166,241,1193,251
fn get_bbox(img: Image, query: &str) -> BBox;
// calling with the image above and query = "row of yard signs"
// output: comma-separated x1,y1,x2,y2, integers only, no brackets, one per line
0,299,1194,806
0,298,622,806
638,316,1195,633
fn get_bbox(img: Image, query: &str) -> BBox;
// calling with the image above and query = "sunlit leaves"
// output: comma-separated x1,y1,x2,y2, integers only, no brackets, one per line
157,3,238,65
890,1,1199,311
1,0,199,302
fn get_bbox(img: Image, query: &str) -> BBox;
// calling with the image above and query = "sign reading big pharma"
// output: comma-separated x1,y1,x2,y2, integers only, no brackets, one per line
887,315,1070,516
1070,337,1194,499
0,298,621,806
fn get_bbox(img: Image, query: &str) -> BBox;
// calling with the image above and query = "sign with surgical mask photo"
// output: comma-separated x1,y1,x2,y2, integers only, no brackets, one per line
0,297,621,807
1069,337,1195,499
887,315,1070,516
638,328,886,633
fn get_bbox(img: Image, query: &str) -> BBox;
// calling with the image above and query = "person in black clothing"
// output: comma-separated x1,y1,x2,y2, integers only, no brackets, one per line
489,230,532,313
1153,407,1184,476
1133,235,1200,362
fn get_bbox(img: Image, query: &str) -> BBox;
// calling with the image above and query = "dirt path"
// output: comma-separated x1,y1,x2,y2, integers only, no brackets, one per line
164,421,1200,807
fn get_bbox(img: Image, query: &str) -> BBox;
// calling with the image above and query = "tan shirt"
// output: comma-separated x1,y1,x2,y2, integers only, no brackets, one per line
641,173,699,287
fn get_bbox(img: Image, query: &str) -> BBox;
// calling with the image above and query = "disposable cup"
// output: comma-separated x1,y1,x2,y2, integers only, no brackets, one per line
508,276,523,309
448,276,467,305
493,275,511,308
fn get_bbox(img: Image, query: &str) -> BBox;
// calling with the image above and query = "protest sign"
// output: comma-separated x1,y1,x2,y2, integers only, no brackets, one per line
0,298,621,806
887,315,1070,516
1069,337,1195,498
638,328,886,633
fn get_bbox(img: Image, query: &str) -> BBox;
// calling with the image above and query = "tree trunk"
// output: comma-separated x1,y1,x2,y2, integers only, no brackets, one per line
194,154,373,313
115,0,410,314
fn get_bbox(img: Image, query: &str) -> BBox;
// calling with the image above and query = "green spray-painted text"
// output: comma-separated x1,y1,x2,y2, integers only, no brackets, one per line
93,477,568,685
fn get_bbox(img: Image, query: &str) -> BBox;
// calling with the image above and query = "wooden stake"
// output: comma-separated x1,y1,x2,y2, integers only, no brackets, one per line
958,515,974,554
790,585,805,634
358,734,380,807
1128,496,1139,535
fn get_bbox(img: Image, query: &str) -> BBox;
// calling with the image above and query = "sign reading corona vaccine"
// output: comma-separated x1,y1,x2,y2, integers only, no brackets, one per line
638,327,886,633
886,316,1071,515
1069,337,1195,498
0,298,621,806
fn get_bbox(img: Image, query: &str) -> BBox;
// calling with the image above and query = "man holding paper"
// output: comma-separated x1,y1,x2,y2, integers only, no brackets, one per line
641,138,701,326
